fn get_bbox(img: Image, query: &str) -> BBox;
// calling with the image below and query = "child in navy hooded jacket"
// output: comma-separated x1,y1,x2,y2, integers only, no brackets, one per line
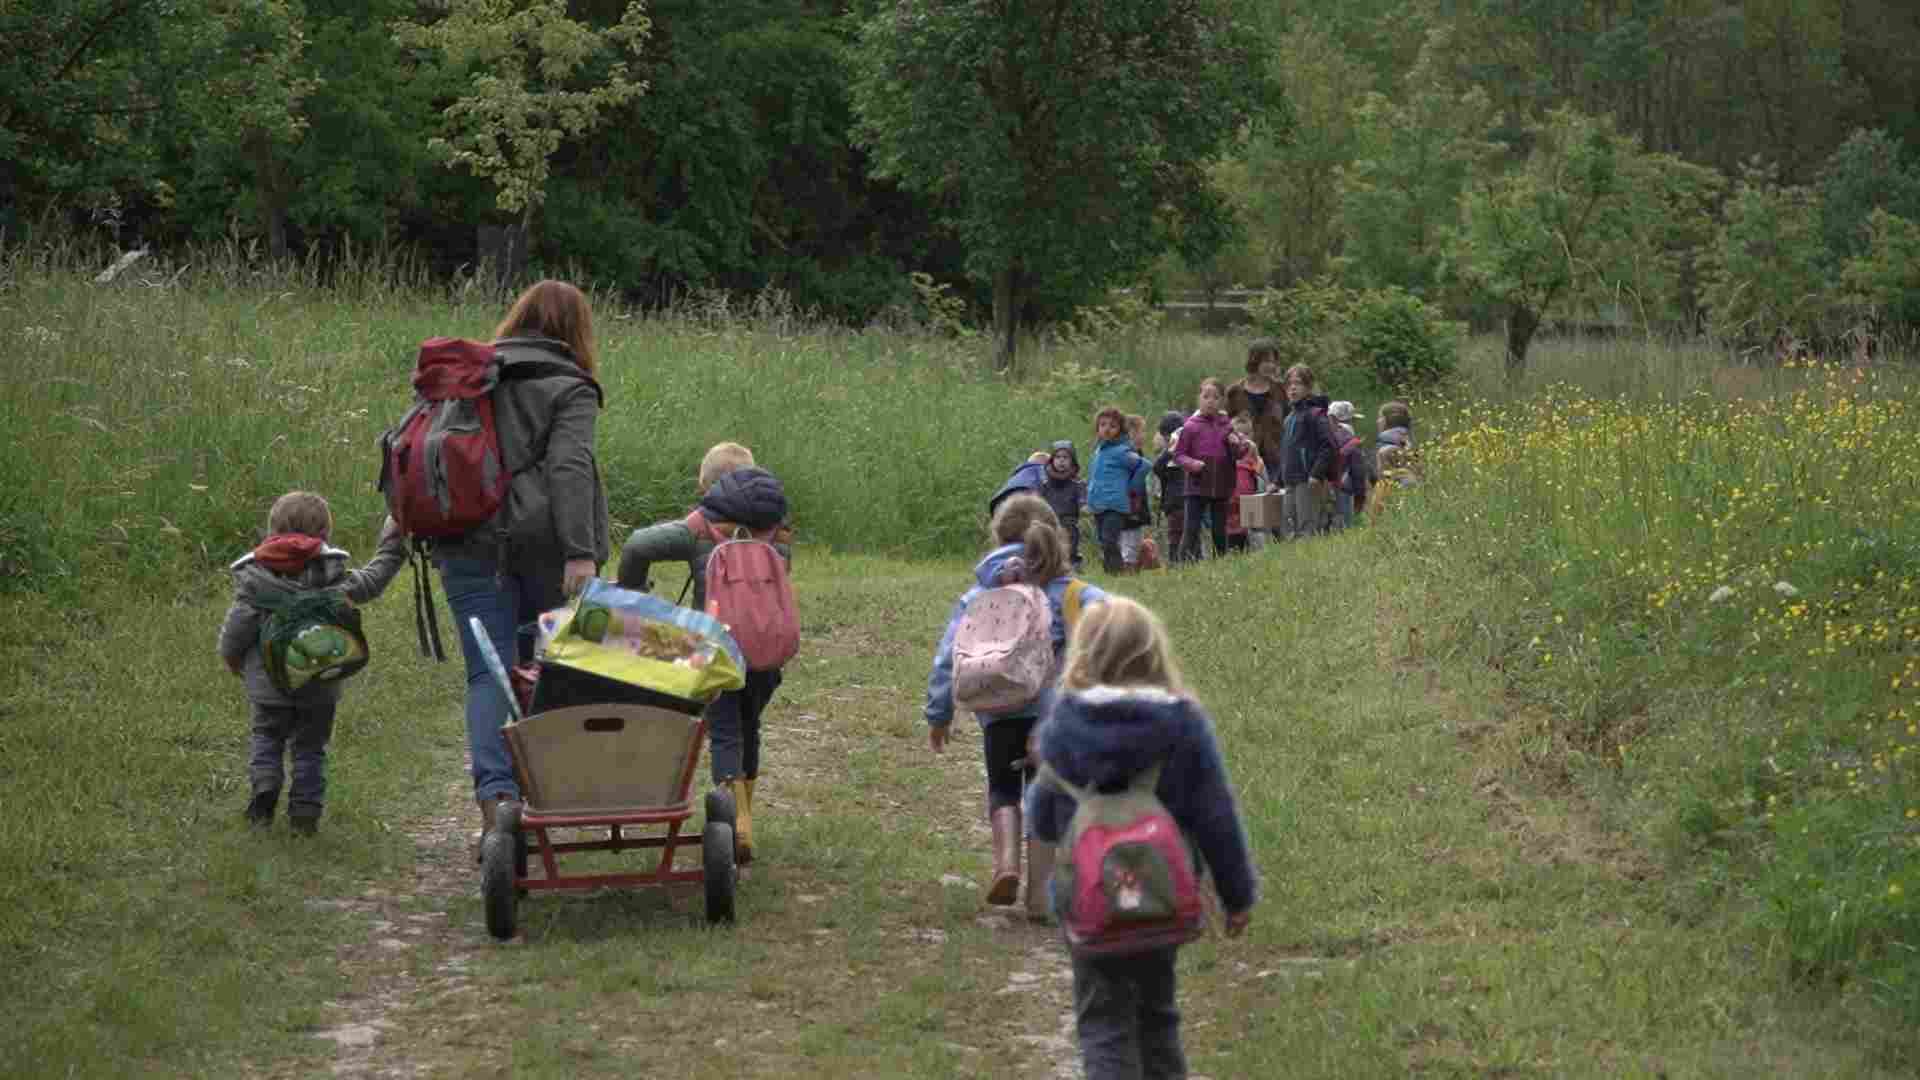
1027,595,1257,1080
927,493,1107,907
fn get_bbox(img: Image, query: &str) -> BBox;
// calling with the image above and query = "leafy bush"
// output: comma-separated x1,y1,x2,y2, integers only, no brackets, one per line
1700,161,1842,347
1249,278,1460,391
1841,210,1920,331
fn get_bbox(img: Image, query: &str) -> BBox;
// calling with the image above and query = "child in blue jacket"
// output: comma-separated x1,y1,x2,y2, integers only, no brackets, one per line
927,493,1107,908
1027,595,1258,1080
1087,406,1150,575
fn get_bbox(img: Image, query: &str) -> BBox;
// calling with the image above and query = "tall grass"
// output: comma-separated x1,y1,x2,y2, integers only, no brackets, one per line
0,254,1251,606
1400,356,1920,1015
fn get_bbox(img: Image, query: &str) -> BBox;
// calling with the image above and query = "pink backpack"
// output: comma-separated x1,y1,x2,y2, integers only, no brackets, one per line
1038,760,1206,955
688,512,799,672
950,584,1054,714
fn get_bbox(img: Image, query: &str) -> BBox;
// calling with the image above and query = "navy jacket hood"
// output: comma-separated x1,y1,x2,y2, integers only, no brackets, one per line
700,466,787,530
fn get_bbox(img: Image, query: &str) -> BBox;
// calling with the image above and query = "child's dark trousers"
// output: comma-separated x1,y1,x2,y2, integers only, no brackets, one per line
706,668,782,782
249,699,337,818
1180,495,1229,561
1071,945,1187,1079
1095,510,1130,574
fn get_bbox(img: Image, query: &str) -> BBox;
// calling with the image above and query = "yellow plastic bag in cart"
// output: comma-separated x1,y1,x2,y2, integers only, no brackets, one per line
538,579,746,704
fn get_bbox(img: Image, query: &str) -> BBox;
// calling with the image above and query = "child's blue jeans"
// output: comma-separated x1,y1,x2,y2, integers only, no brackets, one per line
1071,945,1186,1079
706,668,782,783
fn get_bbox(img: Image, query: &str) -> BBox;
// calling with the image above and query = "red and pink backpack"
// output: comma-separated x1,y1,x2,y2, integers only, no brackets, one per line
687,511,800,672
1037,759,1207,955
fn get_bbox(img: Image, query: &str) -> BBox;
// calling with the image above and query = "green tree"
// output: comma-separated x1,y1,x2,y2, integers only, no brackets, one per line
1699,160,1837,348
849,0,1279,369
1840,209,1920,331
175,1,321,258
395,0,651,231
1444,107,1720,376
1816,128,1920,264
1205,20,1373,288
1337,26,1497,296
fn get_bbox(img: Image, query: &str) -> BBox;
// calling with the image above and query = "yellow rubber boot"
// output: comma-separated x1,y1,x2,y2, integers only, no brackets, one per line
731,777,755,865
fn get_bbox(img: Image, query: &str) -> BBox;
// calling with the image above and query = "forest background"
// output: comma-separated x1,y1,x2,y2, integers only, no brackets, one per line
10,0,1920,369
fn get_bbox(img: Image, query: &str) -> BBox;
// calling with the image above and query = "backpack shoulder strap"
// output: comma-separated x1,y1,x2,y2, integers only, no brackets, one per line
1032,762,1088,803
1062,579,1089,632
1129,759,1167,794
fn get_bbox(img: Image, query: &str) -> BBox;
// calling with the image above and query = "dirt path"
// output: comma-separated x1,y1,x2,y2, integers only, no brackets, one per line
261,684,1097,1078
278,755,492,1079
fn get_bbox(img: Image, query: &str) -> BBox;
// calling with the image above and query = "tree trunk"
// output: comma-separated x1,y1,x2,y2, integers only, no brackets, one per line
246,129,291,261
992,261,1020,372
1505,303,1539,379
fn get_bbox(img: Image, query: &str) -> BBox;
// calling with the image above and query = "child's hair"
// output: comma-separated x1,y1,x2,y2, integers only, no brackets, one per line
1283,364,1316,390
1060,595,1188,696
1125,413,1147,446
268,491,332,538
1246,338,1281,374
495,279,598,377
1379,400,1412,430
698,441,756,492
988,493,1070,585
1093,406,1125,437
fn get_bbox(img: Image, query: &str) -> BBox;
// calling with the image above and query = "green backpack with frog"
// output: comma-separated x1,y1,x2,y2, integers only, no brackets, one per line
256,590,371,696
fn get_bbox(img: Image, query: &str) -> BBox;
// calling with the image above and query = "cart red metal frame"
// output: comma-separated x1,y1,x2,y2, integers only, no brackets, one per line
480,692,739,938
512,712,710,892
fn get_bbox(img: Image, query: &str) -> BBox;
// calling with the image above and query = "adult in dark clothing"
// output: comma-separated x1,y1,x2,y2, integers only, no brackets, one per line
1225,338,1286,484
1277,363,1338,539
434,280,609,837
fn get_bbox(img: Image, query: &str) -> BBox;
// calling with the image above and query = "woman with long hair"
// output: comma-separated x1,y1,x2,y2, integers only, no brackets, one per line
434,280,609,838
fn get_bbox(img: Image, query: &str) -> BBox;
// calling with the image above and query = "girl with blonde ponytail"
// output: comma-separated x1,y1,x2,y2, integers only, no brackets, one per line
924,492,1105,912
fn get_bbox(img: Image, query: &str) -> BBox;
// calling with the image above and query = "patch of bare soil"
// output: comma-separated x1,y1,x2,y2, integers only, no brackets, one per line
249,759,489,1079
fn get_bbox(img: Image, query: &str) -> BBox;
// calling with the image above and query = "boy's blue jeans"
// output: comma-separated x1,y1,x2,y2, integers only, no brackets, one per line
438,557,541,803
706,668,782,783
1071,945,1186,1079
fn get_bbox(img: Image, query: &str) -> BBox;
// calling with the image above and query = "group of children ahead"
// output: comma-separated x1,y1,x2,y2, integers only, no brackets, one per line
998,340,1421,572
920,340,1423,1075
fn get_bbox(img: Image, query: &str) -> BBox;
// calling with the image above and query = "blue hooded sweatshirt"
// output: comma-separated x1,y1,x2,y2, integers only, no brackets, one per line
924,543,1108,730
1026,685,1258,915
988,460,1049,518
1086,437,1148,514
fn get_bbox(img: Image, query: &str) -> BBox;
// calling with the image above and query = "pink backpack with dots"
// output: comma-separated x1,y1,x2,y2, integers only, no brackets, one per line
950,584,1054,714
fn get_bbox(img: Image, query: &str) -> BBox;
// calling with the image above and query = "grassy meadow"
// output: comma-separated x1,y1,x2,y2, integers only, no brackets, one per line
3,246,1918,1076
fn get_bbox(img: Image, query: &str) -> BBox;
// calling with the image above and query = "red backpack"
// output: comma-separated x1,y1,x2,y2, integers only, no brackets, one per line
688,511,799,672
1332,433,1362,490
377,337,591,658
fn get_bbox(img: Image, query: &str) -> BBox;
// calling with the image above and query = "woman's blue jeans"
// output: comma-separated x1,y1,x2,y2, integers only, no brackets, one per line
438,557,539,803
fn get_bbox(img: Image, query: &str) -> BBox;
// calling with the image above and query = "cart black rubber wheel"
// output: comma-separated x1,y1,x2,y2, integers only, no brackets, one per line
702,821,736,925
498,802,528,881
704,787,737,828
481,829,518,940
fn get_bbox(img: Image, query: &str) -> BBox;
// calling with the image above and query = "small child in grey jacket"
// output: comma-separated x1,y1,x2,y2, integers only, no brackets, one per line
218,492,407,834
